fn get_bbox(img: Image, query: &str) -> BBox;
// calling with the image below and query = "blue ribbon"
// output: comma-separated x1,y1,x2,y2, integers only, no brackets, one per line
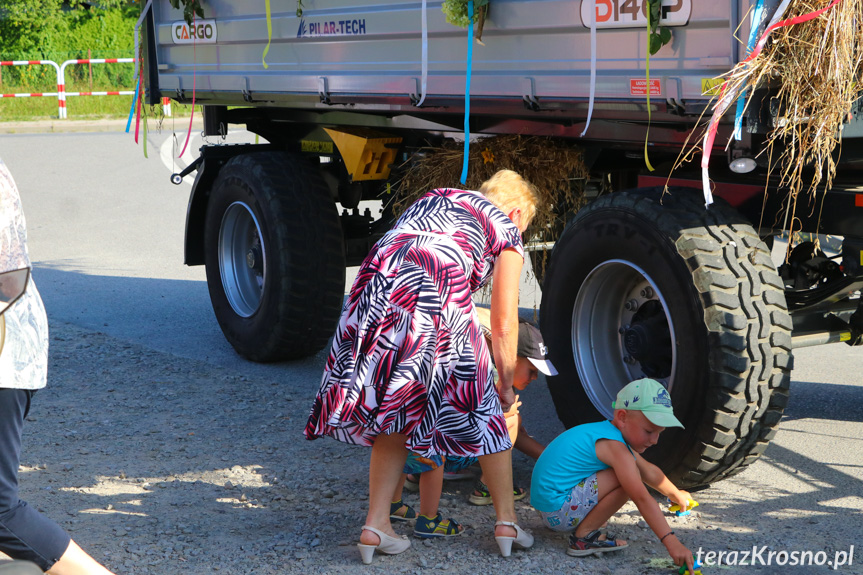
733,0,765,140
126,74,140,134
459,0,474,185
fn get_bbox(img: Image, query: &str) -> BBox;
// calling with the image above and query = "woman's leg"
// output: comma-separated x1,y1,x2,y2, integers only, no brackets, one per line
477,449,517,538
360,432,409,546
573,468,629,541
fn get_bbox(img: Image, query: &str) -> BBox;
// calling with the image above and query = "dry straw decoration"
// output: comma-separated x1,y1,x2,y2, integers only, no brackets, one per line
394,135,589,259
679,0,863,232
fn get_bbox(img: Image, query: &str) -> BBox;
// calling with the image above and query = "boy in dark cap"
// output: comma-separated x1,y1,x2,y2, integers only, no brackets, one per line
530,378,695,573
463,318,557,504
390,318,557,536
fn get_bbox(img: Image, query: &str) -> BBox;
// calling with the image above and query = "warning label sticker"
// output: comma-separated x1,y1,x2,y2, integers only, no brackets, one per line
701,78,725,96
630,79,661,96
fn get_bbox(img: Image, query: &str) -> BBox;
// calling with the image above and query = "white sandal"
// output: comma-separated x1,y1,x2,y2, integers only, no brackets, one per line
494,520,534,557
357,525,411,564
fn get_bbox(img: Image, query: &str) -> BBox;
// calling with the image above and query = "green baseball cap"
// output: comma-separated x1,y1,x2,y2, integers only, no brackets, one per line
612,378,684,428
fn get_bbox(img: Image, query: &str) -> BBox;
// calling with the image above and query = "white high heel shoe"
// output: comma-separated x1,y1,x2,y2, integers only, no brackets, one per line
357,525,411,564
494,520,534,557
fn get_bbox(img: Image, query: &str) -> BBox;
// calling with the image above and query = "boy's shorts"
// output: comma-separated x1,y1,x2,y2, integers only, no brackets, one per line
537,473,599,532
444,455,477,473
403,452,444,475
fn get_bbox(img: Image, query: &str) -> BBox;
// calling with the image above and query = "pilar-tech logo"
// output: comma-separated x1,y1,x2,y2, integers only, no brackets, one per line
297,18,367,38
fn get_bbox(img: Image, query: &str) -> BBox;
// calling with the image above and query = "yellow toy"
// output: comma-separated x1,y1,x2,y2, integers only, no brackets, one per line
668,499,699,516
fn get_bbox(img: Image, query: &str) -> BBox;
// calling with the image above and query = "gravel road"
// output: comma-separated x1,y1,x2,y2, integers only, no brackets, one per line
11,318,862,575
1,126,860,575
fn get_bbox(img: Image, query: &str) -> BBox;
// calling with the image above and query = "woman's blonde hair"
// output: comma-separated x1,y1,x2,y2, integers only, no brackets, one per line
479,169,539,226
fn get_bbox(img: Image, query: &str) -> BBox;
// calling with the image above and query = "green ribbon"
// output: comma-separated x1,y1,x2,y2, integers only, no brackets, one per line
262,0,272,69
643,13,654,172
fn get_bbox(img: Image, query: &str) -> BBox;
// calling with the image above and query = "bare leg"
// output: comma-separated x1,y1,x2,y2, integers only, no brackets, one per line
47,540,115,575
418,464,444,518
392,473,407,505
477,449,516,538
573,468,629,544
360,432,409,546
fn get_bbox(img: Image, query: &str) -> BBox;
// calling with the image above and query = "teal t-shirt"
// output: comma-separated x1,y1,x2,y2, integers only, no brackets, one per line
530,420,631,512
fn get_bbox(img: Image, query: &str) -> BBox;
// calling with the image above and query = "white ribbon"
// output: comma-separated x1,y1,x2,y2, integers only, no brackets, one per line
417,0,429,107
580,0,597,137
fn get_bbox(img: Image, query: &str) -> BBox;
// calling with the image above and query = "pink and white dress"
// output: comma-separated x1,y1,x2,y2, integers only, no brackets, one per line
304,188,523,457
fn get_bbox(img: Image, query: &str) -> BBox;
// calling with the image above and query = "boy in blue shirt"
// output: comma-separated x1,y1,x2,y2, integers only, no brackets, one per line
530,378,695,573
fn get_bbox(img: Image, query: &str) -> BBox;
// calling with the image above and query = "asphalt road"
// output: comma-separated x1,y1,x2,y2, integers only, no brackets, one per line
2,127,863,573
0,126,546,379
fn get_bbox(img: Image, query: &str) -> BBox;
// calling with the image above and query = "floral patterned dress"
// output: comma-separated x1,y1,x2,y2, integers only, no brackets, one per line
0,159,49,390
305,188,523,457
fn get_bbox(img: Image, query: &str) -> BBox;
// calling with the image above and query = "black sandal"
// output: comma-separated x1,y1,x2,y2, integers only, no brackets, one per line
567,529,628,556
468,479,527,506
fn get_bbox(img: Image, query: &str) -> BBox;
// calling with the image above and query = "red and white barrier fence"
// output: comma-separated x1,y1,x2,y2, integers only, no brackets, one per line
57,58,136,118
64,90,135,97
0,60,62,108
0,58,165,118
0,91,59,98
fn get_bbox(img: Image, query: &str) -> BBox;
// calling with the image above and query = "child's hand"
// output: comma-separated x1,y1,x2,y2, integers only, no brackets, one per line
671,490,692,512
664,536,693,572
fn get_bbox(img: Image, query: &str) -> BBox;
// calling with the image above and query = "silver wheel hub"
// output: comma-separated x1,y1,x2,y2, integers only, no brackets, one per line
218,202,266,318
572,260,676,418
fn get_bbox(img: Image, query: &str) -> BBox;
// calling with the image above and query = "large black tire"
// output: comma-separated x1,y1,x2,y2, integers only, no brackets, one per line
204,152,345,361
541,187,792,488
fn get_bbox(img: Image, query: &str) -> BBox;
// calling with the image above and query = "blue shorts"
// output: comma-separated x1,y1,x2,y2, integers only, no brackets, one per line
444,456,477,473
403,452,444,475
537,473,599,532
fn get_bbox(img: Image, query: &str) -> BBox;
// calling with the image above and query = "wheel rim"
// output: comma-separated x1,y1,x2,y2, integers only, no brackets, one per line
218,201,266,318
571,260,677,419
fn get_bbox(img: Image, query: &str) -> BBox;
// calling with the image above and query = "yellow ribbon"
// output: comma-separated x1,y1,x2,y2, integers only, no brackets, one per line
643,13,655,172
262,0,272,69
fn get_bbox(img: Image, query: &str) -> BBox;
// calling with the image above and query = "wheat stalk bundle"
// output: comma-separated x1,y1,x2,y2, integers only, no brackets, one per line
694,1,863,230
395,135,589,248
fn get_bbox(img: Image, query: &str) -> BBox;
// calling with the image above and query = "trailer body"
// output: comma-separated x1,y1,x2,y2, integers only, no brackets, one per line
141,0,863,487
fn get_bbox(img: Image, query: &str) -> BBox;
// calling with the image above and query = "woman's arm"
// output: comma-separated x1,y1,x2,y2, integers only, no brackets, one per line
490,248,523,410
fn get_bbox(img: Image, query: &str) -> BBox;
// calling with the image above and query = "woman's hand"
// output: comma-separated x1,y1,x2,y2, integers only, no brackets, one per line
498,384,516,412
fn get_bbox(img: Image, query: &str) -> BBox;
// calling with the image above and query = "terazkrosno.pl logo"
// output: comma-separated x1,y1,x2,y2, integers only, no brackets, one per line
697,546,854,570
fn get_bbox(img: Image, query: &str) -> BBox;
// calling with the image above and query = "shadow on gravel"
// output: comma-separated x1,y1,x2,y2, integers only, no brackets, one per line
13,267,863,574
32,265,216,349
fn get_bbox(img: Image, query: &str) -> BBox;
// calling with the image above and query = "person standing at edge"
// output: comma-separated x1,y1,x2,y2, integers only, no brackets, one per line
305,169,540,563
0,159,117,575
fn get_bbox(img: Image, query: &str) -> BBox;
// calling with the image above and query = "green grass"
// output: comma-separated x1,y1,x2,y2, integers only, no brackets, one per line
0,83,194,122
